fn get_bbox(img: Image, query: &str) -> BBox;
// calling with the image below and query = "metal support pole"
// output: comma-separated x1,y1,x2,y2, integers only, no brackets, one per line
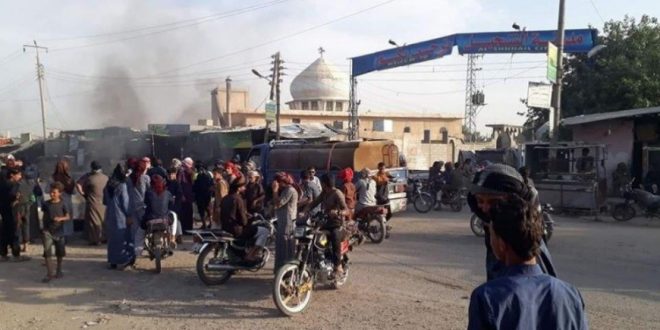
348,76,359,140
225,77,232,128
23,40,48,140
551,0,566,144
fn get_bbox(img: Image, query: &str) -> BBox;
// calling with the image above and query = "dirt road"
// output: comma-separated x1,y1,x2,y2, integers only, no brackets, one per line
0,210,658,329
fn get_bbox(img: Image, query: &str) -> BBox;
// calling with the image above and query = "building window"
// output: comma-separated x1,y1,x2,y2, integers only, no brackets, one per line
292,118,301,124
439,127,448,143
423,129,430,142
403,126,411,133
326,101,334,111
301,101,309,110
336,102,343,111
333,121,344,129
311,101,319,110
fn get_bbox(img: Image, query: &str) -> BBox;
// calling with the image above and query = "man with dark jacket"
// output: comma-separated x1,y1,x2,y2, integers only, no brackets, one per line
0,168,29,261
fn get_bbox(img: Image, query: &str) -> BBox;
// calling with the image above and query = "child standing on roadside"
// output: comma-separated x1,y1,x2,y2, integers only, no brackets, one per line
41,182,71,283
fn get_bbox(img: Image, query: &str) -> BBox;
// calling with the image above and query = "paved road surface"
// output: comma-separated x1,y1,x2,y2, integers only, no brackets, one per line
0,210,658,329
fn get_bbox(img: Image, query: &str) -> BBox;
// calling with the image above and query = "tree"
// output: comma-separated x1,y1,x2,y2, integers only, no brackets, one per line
520,98,550,141
562,15,660,118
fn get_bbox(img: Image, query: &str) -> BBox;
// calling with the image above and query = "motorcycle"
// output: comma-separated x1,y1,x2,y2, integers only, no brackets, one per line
612,179,660,221
190,214,277,285
409,178,435,213
470,203,555,242
351,205,388,244
143,211,177,274
435,188,467,212
272,212,352,316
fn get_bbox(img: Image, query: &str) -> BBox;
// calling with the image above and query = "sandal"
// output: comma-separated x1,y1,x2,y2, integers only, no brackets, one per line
41,275,55,283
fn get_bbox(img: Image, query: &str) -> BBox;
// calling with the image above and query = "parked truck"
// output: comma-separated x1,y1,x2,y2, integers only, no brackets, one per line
246,140,408,213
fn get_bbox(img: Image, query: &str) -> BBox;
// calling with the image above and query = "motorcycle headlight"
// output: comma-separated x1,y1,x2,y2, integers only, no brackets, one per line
315,234,328,248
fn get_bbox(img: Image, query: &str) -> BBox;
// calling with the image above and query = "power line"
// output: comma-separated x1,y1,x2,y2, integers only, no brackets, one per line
588,0,606,24
150,0,398,77
48,0,292,52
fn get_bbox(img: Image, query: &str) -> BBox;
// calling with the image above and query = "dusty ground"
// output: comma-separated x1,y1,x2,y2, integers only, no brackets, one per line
0,210,658,330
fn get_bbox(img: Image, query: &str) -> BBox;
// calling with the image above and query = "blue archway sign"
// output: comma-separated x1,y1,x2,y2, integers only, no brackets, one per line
350,29,597,77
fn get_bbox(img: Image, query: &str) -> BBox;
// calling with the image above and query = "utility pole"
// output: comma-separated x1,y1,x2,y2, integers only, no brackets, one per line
551,0,566,143
225,77,232,128
271,52,283,140
464,54,484,143
23,40,48,140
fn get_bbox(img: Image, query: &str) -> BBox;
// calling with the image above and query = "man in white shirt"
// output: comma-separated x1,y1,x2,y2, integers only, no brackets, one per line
355,168,377,211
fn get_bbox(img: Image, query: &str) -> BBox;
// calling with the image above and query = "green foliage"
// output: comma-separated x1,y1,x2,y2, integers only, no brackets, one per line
563,15,660,118
520,98,550,141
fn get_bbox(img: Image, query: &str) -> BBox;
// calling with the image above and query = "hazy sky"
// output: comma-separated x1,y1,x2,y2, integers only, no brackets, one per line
0,0,657,137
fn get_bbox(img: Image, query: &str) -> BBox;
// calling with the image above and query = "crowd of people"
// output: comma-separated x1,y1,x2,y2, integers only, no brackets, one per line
0,154,394,282
1,152,591,328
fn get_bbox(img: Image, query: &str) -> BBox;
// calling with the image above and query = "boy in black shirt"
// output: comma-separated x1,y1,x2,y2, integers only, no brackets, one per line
41,182,71,283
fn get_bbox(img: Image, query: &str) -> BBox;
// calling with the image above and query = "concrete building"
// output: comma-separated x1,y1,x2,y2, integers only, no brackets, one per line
562,106,660,194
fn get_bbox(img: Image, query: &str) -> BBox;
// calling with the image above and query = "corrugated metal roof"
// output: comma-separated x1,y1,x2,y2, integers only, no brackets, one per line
561,106,660,126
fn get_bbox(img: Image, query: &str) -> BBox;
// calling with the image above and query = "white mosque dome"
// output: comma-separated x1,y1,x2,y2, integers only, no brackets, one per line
290,56,349,101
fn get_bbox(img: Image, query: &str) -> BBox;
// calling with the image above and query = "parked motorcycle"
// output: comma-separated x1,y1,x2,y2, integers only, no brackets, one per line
612,179,660,221
191,214,277,285
351,206,388,244
273,213,352,316
470,203,555,241
143,212,176,274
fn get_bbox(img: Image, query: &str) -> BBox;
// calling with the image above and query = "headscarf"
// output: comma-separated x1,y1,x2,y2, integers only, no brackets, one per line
183,157,194,169
338,167,354,183
52,159,72,182
151,174,166,195
130,159,147,185
224,161,241,178
171,158,182,170
106,164,126,197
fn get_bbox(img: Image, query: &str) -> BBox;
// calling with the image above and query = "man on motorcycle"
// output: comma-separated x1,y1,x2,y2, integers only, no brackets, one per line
303,174,348,277
436,162,463,210
467,164,557,281
220,179,269,262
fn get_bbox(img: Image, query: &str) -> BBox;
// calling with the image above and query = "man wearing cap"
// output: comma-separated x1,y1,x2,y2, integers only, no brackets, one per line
467,194,587,330
467,164,556,281
76,161,109,245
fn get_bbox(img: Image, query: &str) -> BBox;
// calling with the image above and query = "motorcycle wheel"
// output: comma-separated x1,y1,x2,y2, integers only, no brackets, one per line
612,204,635,222
273,262,313,317
450,201,463,212
152,232,162,274
366,215,386,244
470,214,485,237
542,212,554,242
196,244,232,285
413,193,435,213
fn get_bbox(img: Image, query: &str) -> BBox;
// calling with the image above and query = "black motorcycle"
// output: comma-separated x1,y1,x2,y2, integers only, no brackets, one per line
272,213,352,316
470,203,555,241
612,179,660,221
351,205,388,244
143,212,176,274
191,214,276,285
409,178,435,213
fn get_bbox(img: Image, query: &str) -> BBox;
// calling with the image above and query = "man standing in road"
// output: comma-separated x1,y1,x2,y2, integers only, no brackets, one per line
355,168,377,212
77,161,109,245
468,164,556,280
468,195,587,329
